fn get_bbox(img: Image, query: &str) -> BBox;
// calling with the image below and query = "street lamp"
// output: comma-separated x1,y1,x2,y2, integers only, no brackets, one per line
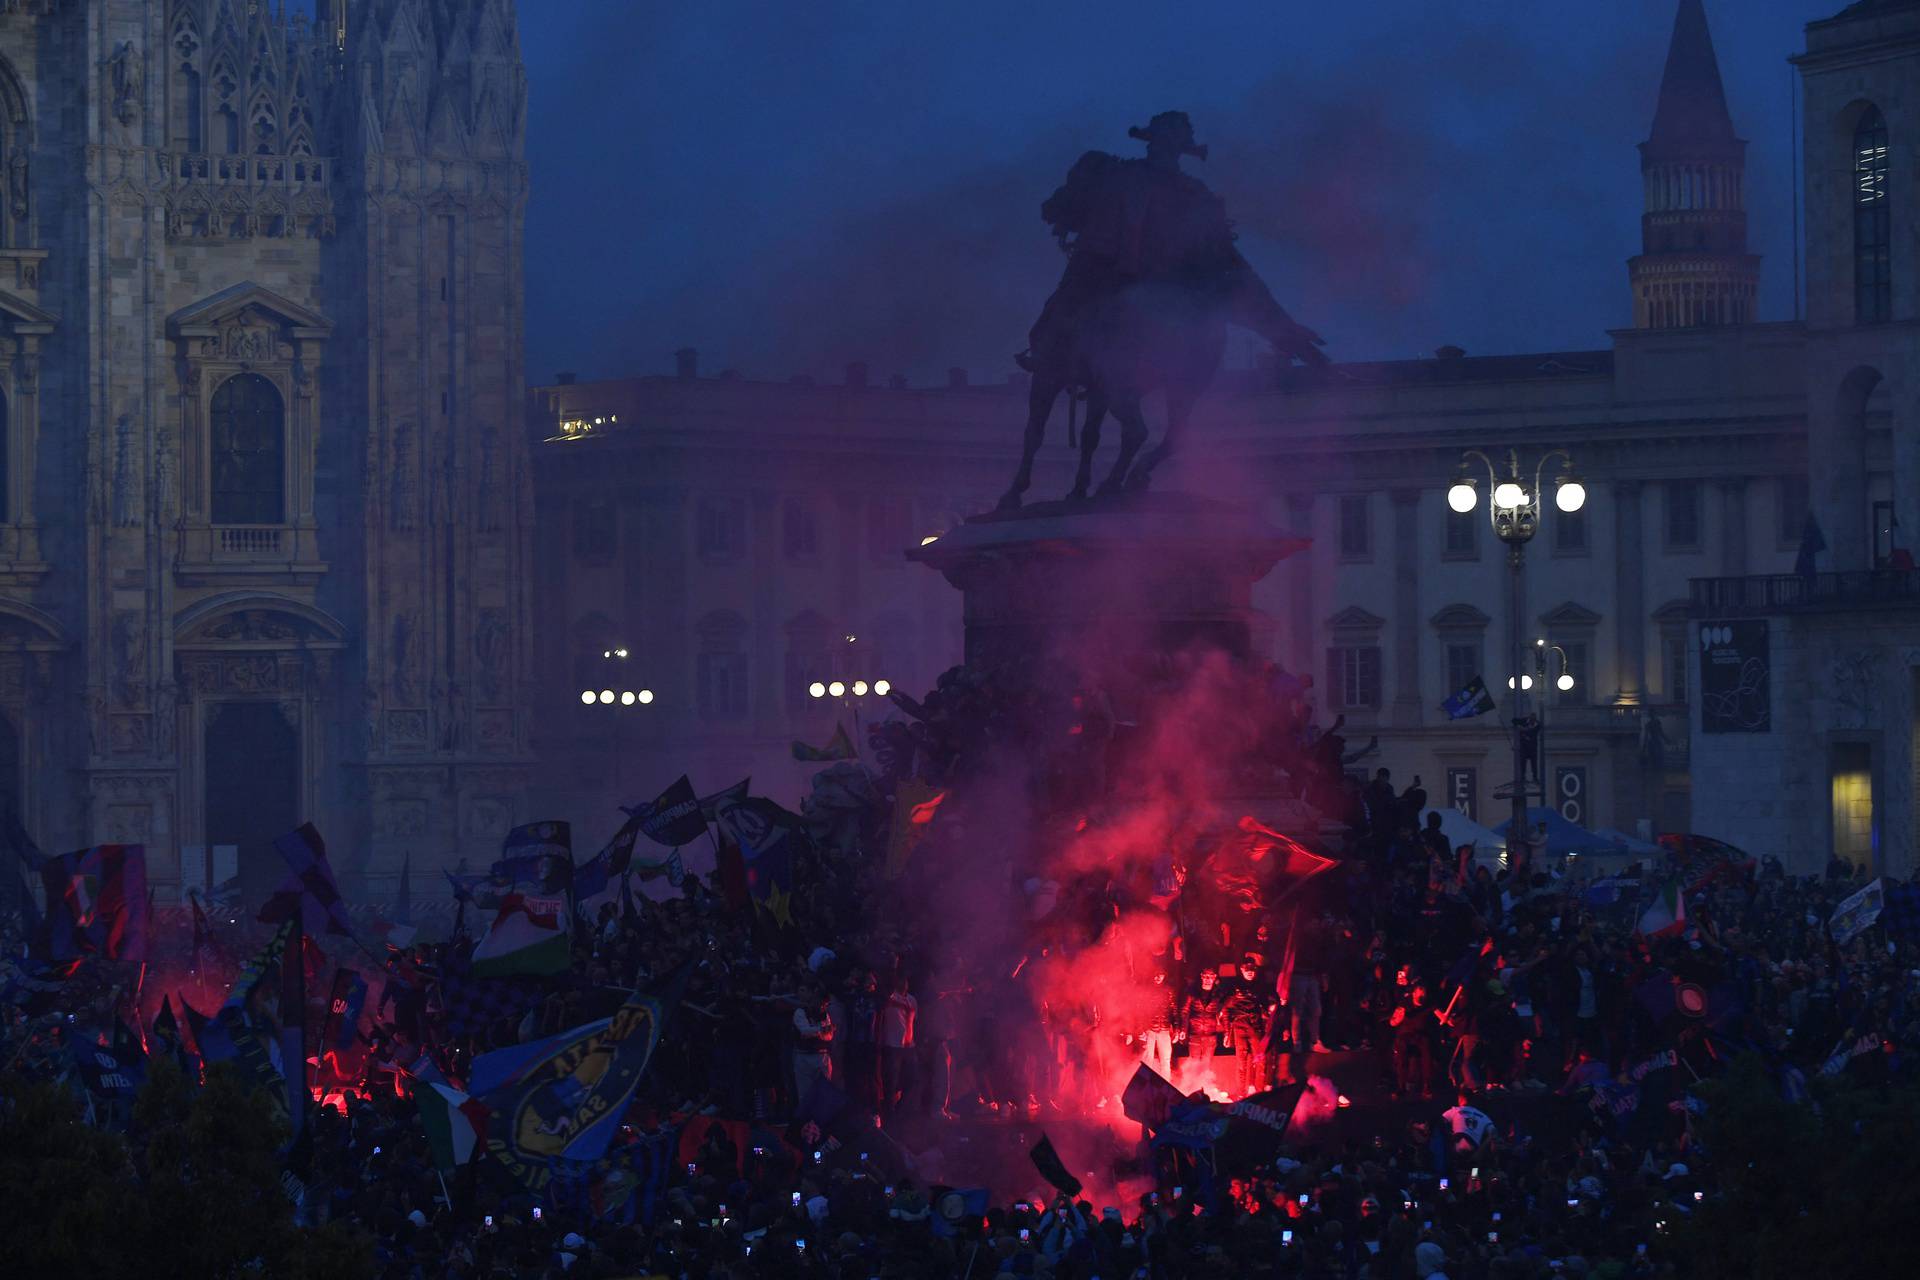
581,645,656,792
1449,447,1588,872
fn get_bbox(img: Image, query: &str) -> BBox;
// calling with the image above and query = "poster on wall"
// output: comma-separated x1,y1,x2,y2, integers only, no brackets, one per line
1555,766,1588,826
1700,620,1770,733
1446,767,1478,823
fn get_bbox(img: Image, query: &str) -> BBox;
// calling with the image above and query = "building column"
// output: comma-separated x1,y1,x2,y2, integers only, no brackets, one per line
1614,481,1645,704
1391,489,1421,725
1284,493,1314,678
1719,478,1748,577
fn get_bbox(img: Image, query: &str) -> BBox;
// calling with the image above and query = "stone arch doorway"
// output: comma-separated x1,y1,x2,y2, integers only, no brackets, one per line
203,700,299,898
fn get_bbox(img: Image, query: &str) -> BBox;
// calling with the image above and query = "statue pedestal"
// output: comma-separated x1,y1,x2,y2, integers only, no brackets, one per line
909,492,1328,837
910,491,1305,688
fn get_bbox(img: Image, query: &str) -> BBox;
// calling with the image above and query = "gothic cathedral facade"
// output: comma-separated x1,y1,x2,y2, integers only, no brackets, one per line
0,0,532,899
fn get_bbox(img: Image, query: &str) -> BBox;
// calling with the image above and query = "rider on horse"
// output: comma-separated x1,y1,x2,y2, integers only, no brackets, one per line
1015,111,1329,379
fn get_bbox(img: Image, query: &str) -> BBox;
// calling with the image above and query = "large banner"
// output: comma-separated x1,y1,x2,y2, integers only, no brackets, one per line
1446,767,1477,823
473,989,670,1194
1700,621,1770,733
1554,766,1589,826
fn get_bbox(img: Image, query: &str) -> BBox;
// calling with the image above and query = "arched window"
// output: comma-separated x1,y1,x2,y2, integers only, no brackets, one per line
1854,107,1891,325
209,372,284,524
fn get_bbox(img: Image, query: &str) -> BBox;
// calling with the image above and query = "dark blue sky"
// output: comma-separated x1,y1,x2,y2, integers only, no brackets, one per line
518,0,1836,385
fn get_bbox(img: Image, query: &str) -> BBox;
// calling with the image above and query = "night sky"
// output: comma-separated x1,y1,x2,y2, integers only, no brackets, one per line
517,0,1838,385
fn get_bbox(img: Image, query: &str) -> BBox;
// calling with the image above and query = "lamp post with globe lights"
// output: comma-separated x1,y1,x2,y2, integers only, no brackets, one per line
576,646,655,791
806,675,893,742
1447,448,1587,870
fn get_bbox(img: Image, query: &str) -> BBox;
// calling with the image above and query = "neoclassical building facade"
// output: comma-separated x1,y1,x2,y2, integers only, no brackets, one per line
1,0,535,901
529,1,1913,878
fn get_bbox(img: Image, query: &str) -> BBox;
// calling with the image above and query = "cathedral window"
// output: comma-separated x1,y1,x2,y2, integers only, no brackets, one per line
209,372,285,524
1853,107,1891,326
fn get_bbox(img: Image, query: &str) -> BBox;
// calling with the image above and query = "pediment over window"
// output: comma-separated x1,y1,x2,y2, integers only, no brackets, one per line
174,591,346,648
1430,603,1491,630
1326,605,1387,631
1538,600,1603,629
0,286,54,335
1651,598,1693,622
168,281,332,343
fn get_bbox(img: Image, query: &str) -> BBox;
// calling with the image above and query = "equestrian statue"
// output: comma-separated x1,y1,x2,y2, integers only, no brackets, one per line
999,112,1328,509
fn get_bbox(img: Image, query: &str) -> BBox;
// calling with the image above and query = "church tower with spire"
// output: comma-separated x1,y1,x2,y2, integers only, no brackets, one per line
1628,0,1761,328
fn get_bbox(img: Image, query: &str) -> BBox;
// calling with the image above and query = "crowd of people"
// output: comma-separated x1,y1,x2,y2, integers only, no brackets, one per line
7,669,1920,1277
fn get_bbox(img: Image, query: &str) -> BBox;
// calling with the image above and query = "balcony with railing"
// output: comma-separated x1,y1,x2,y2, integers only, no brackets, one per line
1690,568,1920,618
217,527,284,557
176,523,324,587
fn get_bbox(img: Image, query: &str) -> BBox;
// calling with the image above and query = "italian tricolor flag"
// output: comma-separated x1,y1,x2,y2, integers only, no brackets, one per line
470,893,572,978
1636,880,1688,939
417,1081,488,1169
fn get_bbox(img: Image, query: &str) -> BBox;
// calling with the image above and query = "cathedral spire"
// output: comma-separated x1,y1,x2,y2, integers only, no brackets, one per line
1628,0,1760,329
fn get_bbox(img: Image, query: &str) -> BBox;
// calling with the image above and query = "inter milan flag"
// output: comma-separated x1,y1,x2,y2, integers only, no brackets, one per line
215,921,296,1110
74,1037,145,1097
1028,1134,1084,1199
791,725,857,762
259,824,354,936
39,844,148,962
495,821,574,891
634,776,708,848
472,974,684,1194
152,995,194,1074
574,811,645,901
1442,676,1497,720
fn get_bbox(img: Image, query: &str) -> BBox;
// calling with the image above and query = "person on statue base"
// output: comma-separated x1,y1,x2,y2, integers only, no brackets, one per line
1181,968,1226,1086
1364,768,1397,838
1141,969,1177,1081
841,968,880,1113
880,972,917,1121
1419,810,1451,867
1223,957,1272,1096
791,986,836,1108
1400,774,1429,825
1391,982,1439,1100
1277,921,1332,1088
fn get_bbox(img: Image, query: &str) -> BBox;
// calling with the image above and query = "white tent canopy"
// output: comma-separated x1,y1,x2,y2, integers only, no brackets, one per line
1420,806,1507,868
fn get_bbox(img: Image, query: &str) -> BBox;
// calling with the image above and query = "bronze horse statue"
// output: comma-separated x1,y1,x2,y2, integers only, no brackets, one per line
998,267,1325,509
998,114,1327,510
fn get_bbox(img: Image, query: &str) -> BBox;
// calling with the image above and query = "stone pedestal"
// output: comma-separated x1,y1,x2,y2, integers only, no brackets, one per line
909,492,1328,837
909,492,1305,709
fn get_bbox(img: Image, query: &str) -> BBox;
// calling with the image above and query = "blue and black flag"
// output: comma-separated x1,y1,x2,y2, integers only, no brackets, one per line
1441,676,1496,720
